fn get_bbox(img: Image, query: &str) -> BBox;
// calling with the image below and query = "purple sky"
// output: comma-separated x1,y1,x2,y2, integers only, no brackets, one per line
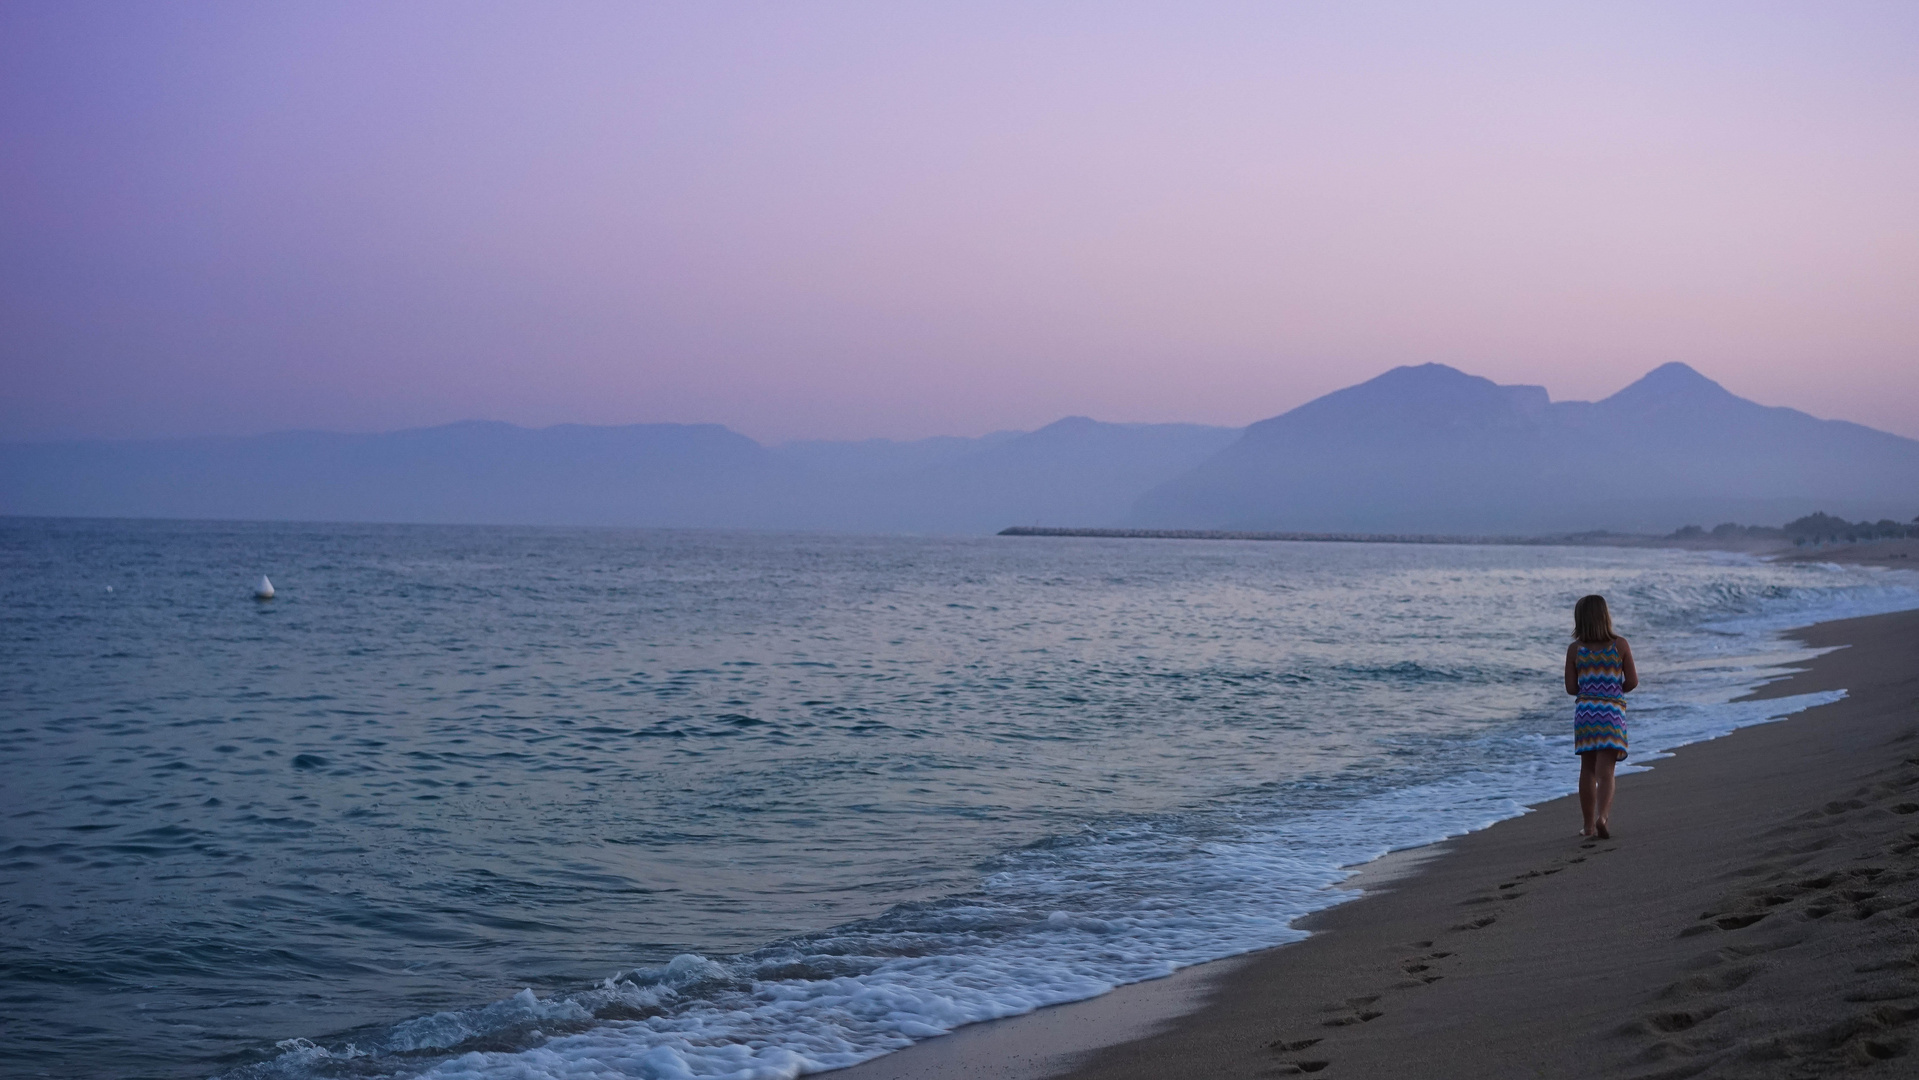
4,2,1917,444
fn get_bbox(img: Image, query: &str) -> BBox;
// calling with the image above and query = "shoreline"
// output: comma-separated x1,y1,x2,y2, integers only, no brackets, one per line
835,606,1919,1080
829,842,1453,1080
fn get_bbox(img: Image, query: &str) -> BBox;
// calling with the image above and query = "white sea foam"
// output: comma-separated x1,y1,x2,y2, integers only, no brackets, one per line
404,692,1862,1080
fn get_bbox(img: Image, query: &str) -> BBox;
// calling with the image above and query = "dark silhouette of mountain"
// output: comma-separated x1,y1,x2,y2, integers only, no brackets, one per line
797,417,1243,533
0,416,1240,533
5,364,1912,534
1134,363,1919,533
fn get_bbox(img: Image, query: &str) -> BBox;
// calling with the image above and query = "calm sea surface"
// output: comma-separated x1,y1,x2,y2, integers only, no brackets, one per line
3,519,1914,1080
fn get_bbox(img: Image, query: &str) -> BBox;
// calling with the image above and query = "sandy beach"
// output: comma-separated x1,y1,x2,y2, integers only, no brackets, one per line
1771,538,1919,570
840,606,1919,1080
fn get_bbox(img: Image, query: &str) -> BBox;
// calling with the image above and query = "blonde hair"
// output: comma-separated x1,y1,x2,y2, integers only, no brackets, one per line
1573,594,1615,643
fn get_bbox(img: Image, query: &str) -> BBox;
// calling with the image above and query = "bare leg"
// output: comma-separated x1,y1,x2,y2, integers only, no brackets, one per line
1578,752,1598,836
1593,751,1619,839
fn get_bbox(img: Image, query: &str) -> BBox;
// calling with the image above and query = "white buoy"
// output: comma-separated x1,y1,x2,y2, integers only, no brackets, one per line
254,575,275,601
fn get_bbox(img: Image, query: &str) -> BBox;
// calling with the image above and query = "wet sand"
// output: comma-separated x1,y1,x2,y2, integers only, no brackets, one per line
1771,537,1919,570
836,607,1919,1080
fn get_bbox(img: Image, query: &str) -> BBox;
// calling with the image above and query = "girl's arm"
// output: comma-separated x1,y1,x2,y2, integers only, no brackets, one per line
1618,636,1639,693
1565,643,1580,695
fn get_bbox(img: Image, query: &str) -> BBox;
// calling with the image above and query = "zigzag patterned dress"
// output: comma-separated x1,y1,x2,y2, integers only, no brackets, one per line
1572,641,1628,758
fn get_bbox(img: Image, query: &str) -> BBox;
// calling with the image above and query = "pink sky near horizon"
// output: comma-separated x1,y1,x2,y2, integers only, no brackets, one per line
3,2,1917,444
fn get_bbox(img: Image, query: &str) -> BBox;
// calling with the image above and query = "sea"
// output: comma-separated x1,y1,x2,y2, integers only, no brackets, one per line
3,517,1916,1080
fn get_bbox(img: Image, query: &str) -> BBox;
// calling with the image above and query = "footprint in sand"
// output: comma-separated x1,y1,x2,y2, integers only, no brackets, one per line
1628,1004,1725,1034
1318,995,1384,1027
1266,1036,1330,1074
1398,956,1444,986
1618,769,1919,1078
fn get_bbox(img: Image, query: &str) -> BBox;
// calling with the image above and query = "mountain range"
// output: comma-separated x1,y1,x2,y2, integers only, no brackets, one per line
3,363,1915,535
1136,362,1919,534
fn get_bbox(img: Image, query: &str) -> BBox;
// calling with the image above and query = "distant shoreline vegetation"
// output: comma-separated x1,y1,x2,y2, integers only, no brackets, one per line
1002,511,1919,548
995,527,1515,545
1669,512,1919,546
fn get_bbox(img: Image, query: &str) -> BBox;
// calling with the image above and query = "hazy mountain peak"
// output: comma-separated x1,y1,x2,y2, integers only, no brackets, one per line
1362,363,1485,391
1247,362,1533,442
1383,361,1470,377
1035,416,1102,432
1642,360,1714,384
1339,363,1516,405
1334,364,1549,411
1601,362,1738,411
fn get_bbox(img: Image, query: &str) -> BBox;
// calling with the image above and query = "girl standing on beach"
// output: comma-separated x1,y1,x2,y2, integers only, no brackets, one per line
1567,594,1636,840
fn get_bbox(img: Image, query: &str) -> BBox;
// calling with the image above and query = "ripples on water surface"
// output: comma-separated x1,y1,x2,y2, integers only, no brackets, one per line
1,519,1914,1079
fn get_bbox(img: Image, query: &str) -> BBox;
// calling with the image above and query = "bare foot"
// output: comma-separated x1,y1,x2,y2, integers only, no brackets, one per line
1596,821,1611,840
1580,827,1596,838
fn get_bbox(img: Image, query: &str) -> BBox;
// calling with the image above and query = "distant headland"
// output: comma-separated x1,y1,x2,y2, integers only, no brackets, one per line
999,513,1919,569
997,527,1520,545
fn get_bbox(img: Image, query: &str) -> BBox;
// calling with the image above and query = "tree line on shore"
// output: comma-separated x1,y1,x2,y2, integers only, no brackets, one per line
1669,512,1919,545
